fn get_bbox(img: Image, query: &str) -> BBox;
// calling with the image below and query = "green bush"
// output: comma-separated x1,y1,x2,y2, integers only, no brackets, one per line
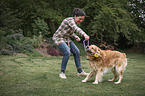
0,32,51,56
45,37,56,47
32,18,50,37
22,44,34,52
0,49,13,55
32,32,43,48
0,29,6,48
0,33,35,55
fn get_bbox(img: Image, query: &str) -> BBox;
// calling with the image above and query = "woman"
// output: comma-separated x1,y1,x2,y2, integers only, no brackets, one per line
53,8,89,79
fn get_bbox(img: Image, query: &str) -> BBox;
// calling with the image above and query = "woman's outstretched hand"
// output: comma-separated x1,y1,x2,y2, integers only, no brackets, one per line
84,34,89,41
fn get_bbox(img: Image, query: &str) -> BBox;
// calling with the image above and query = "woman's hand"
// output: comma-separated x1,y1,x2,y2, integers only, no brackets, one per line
76,37,81,41
84,34,89,41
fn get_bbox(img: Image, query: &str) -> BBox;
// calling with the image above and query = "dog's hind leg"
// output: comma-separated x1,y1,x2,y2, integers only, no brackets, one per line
108,67,118,82
114,70,123,84
114,64,124,84
93,69,103,84
114,59,127,84
82,70,94,83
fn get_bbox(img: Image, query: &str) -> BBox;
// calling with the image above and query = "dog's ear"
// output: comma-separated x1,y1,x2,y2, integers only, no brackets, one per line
94,46,105,58
91,45,97,51
94,46,99,53
97,47,102,53
97,47,105,59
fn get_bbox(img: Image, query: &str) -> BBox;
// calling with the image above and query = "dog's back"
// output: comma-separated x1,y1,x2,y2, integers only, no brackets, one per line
100,50,127,68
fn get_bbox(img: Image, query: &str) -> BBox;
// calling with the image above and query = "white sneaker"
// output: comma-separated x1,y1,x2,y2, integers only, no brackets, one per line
77,71,89,77
59,72,67,79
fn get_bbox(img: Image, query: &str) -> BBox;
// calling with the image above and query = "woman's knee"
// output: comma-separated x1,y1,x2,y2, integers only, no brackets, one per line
64,50,71,56
73,50,80,56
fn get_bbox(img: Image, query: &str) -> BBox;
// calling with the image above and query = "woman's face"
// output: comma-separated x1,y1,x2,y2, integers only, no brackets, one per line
74,15,85,24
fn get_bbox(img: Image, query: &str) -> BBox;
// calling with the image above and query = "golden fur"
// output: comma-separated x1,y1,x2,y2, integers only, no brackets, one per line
82,45,127,84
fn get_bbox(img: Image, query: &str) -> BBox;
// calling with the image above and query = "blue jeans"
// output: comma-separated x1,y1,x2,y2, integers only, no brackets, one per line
58,42,81,72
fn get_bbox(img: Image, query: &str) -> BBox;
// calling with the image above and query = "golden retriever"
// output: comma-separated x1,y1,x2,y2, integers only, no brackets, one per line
82,45,127,84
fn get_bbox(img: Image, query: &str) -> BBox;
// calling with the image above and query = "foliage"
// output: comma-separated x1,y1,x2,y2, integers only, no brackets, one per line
32,17,50,37
129,0,145,28
84,0,141,47
49,0,88,17
0,49,13,55
128,0,145,43
32,32,43,48
0,29,6,49
0,0,144,51
0,33,43,56
0,7,22,30
0,5,22,48
2,34,32,54
5,0,62,37
45,37,56,47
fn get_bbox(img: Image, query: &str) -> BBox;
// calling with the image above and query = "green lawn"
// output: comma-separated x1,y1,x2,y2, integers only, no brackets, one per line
0,53,145,96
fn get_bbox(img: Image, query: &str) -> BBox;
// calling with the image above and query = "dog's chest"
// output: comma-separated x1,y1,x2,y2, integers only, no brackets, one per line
89,61,101,70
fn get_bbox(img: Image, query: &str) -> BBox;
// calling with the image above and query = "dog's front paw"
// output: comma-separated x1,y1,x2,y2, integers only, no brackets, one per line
108,79,114,82
82,80,87,82
92,82,98,84
114,81,121,84
108,78,115,81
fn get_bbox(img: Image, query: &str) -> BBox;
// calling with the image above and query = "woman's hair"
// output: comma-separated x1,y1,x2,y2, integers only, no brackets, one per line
72,8,86,17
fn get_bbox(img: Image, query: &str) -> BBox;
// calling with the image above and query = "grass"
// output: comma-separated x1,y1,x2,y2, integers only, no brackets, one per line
0,53,145,96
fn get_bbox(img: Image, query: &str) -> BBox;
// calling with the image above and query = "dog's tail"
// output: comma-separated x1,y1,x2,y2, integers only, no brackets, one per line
123,53,127,71
123,53,126,58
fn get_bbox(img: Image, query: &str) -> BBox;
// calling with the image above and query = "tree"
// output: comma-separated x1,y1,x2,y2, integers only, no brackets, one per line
32,17,50,37
0,1,22,47
83,0,141,49
129,0,145,27
129,0,145,39
0,0,62,37
0,0,144,50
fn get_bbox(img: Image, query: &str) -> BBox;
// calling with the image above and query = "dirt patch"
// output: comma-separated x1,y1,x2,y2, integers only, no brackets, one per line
35,48,50,57
35,42,51,57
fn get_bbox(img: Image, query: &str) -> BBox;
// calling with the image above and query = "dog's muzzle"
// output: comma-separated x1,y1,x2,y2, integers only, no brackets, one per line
83,40,100,58
86,49,100,58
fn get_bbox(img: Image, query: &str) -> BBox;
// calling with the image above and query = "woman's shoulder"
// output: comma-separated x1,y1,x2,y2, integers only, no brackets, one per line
65,17,74,21
61,17,75,25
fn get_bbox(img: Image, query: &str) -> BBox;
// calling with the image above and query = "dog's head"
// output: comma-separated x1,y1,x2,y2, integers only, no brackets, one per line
86,45,103,60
